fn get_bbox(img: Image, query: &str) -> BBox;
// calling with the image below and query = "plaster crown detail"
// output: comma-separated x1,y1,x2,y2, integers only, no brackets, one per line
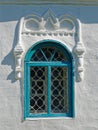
23,9,75,35
14,9,85,82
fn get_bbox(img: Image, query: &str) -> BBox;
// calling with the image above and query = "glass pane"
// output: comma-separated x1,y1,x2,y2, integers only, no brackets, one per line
31,49,46,61
30,46,67,62
52,49,67,61
41,47,55,61
51,67,68,113
30,66,47,114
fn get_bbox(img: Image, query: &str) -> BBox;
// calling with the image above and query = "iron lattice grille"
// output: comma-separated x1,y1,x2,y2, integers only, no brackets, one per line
31,46,67,61
29,46,69,115
30,66,48,113
51,67,68,113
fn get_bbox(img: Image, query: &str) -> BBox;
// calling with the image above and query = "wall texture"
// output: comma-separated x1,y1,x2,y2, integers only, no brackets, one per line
0,4,98,130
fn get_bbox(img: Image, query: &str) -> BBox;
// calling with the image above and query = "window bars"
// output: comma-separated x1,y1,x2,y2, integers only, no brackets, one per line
24,43,74,118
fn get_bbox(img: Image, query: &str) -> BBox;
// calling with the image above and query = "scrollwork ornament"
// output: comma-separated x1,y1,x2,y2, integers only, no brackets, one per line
14,43,24,79
14,9,85,82
74,43,85,81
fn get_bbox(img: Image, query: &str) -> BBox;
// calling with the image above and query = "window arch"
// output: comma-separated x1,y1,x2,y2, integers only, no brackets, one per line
24,40,74,118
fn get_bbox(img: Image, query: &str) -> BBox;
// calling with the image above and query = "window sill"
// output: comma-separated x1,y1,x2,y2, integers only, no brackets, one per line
25,117,75,121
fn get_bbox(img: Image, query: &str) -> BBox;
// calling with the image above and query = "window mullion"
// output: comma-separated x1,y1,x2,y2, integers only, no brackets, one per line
68,63,73,116
27,63,30,116
47,66,51,115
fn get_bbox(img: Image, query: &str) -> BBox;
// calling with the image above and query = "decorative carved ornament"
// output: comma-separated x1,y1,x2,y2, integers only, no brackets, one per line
14,9,85,82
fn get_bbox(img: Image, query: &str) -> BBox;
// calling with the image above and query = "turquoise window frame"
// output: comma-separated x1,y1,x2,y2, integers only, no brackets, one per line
24,40,74,119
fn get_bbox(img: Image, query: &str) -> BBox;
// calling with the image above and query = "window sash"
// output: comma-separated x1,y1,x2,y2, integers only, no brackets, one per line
25,61,72,118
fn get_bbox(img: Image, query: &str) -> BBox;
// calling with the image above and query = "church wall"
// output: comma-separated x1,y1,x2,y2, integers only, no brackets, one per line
0,4,98,130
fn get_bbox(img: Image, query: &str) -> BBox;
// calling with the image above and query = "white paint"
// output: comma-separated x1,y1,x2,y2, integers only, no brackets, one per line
14,9,85,81
0,4,98,130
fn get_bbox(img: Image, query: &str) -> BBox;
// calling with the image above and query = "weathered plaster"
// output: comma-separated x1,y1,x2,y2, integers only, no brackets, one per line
14,9,85,81
0,4,98,130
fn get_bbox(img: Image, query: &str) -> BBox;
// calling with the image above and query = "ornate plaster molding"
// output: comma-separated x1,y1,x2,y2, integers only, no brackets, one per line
14,9,85,81
73,19,85,82
74,43,85,82
22,10,75,37
14,18,24,79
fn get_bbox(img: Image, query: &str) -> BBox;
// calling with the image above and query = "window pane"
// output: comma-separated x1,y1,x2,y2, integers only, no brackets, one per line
31,49,46,61
30,66,48,114
30,46,67,62
52,49,67,61
41,47,55,61
51,67,68,113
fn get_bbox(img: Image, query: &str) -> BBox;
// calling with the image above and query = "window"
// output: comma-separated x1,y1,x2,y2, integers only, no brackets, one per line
24,40,74,118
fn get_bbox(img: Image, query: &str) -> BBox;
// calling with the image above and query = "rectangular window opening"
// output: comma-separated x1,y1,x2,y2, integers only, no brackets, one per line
30,66,48,114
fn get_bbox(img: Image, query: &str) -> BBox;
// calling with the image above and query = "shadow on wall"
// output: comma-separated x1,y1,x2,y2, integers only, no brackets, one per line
1,5,98,82
1,20,24,121
1,4,98,83
1,5,98,122
1,22,20,83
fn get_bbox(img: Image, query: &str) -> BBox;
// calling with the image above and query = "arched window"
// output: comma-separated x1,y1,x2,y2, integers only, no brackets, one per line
24,40,74,118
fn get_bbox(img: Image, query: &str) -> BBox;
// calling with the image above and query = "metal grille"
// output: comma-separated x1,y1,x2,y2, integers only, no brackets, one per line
29,46,69,115
31,49,46,61
51,67,68,113
52,50,66,61
30,66,47,113
31,46,67,61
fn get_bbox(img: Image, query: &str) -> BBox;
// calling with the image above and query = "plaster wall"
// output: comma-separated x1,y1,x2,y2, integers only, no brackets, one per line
0,4,98,130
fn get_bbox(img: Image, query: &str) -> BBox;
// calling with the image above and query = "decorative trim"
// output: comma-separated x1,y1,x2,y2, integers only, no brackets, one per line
22,10,75,37
14,9,85,81
73,19,85,82
74,43,85,82
14,18,24,79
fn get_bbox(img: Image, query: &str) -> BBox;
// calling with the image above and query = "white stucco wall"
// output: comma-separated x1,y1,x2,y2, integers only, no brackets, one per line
0,4,98,130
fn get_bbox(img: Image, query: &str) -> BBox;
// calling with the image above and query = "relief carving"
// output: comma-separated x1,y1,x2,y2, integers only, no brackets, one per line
14,9,85,81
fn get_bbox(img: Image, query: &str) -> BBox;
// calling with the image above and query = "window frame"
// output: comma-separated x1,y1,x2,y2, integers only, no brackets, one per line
24,40,74,119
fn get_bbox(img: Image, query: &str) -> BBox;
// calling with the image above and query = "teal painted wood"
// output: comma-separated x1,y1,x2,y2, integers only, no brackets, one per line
71,59,75,117
40,49,48,61
24,40,74,119
24,62,27,119
68,64,72,117
26,63,30,118
24,63,30,119
28,113,71,118
27,62,69,66
27,64,30,115
24,40,72,62
50,49,56,61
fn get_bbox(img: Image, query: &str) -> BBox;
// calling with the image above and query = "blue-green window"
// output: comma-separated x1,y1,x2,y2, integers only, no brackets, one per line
24,40,74,118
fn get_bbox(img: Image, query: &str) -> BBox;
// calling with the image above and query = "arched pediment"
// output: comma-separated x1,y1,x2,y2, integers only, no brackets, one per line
14,9,85,82
22,9,76,35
